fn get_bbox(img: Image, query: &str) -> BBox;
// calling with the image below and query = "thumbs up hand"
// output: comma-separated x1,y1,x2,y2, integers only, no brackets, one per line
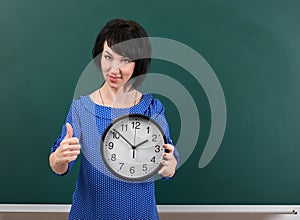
56,123,81,162
49,123,81,174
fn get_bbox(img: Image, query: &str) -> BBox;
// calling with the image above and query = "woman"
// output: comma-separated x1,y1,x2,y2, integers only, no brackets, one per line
49,18,179,220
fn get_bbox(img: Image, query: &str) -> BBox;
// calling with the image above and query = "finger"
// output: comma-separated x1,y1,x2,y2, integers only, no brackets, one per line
158,166,166,176
62,149,80,158
64,155,79,163
60,144,81,152
161,159,169,166
68,144,81,151
61,137,79,145
68,150,81,156
159,161,176,178
163,144,174,154
162,152,173,161
158,164,169,177
65,123,73,139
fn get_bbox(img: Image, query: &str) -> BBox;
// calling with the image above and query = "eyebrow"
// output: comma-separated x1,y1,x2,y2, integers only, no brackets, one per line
104,50,130,59
104,51,113,56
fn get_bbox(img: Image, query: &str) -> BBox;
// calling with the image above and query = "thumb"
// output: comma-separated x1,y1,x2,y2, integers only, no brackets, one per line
65,123,73,139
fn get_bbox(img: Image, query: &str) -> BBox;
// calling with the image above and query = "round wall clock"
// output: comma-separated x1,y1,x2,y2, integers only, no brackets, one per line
101,114,167,181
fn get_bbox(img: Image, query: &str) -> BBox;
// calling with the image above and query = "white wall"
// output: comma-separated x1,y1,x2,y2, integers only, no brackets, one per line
160,213,299,220
0,213,299,220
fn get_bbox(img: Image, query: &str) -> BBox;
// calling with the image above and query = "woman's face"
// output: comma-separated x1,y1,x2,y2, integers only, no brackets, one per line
101,41,135,90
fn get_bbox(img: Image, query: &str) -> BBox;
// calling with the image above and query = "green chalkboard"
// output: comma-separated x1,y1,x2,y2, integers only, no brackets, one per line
1,0,300,205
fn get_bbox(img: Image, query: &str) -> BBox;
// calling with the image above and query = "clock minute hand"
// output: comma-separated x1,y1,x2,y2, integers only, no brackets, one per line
134,139,149,148
112,129,134,148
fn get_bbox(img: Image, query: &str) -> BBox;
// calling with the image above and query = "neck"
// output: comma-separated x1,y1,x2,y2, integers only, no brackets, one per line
101,83,134,98
99,83,138,108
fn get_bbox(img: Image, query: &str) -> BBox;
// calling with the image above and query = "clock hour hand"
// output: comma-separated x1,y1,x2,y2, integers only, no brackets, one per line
112,129,134,148
134,139,149,148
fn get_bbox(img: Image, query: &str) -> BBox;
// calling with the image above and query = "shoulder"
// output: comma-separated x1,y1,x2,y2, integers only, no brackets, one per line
151,97,165,110
70,98,82,111
67,97,87,116
143,93,165,115
70,96,94,111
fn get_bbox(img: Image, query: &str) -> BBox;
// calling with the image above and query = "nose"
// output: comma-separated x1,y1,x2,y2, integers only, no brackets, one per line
110,60,123,75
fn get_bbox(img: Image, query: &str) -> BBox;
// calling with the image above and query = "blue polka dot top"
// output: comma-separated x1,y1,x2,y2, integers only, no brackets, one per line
51,93,179,220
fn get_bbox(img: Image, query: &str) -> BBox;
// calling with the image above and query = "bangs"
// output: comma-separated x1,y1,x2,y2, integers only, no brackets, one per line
107,32,151,61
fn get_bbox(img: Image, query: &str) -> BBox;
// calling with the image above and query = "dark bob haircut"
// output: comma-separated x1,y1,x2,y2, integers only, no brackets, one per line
92,19,152,88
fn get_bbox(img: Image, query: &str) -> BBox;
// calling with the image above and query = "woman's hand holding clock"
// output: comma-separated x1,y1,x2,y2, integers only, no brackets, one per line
158,144,177,178
136,141,177,178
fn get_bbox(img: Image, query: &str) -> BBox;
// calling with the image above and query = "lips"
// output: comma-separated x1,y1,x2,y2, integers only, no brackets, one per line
108,75,121,83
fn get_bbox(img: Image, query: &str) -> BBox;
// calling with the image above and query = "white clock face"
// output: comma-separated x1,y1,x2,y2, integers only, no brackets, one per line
101,114,167,181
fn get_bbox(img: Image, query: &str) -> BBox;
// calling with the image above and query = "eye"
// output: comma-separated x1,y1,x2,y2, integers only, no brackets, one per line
122,58,132,63
103,55,112,60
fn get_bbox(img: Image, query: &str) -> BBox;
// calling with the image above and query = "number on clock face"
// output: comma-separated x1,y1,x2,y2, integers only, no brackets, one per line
100,114,167,181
